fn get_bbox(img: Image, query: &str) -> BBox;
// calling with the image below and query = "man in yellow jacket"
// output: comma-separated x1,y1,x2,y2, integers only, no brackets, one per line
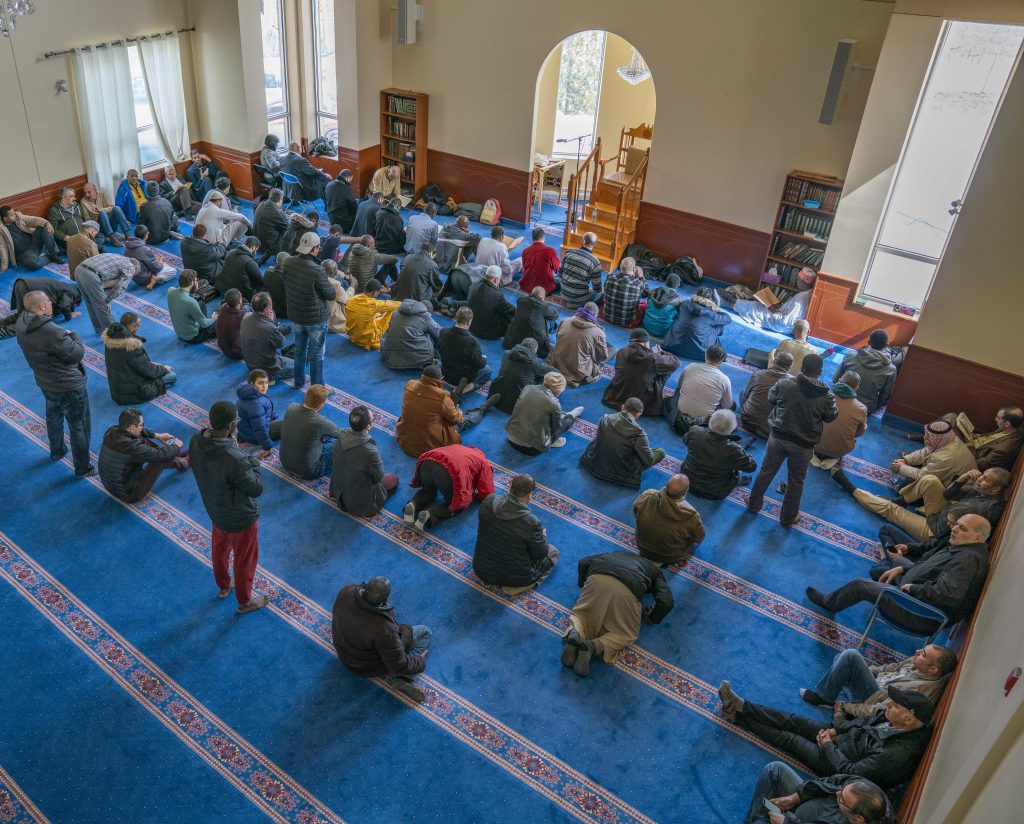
346,278,401,350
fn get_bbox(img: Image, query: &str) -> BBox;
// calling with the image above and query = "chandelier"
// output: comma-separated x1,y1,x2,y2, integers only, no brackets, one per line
1,0,36,37
616,48,651,86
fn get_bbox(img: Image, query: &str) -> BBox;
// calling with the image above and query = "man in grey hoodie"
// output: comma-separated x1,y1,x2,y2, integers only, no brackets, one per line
833,330,897,414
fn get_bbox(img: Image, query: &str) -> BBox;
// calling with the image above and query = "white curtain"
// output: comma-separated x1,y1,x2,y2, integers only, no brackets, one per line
73,44,140,195
137,33,190,163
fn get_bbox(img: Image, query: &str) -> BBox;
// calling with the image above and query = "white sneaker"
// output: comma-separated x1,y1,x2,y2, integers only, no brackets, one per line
403,502,416,524
414,511,431,531
550,437,567,448
810,455,822,468
568,406,584,418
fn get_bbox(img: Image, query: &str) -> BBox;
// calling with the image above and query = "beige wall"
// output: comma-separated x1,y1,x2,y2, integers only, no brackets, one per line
896,0,1024,24
0,0,193,198
391,0,891,232
353,0,392,150
531,44,562,159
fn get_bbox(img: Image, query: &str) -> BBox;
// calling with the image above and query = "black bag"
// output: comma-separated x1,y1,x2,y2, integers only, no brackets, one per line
665,256,703,287
621,243,667,280
308,136,338,158
743,348,770,368
421,183,450,206
194,282,219,304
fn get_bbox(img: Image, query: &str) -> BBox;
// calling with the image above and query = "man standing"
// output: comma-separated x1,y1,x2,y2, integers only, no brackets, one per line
324,169,358,233
98,408,189,502
556,232,603,309
331,406,400,517
0,205,63,272
746,354,838,527
15,290,93,477
833,330,897,414
283,232,335,387
473,473,559,594
580,398,667,488
189,400,269,614
74,253,139,334
633,474,706,566
331,576,431,702
739,351,794,440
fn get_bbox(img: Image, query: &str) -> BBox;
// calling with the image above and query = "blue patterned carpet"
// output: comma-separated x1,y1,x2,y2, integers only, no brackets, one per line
0,199,923,823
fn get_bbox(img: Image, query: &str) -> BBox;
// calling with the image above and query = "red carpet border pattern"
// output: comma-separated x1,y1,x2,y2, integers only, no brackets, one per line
0,765,49,824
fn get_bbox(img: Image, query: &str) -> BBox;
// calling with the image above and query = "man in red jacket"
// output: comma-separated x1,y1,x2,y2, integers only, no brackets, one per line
404,444,495,530
331,576,431,703
519,227,560,295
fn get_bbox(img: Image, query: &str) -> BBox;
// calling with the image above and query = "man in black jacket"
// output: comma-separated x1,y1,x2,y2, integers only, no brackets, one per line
331,576,431,702
100,314,176,404
240,292,291,379
253,189,289,264
137,182,181,245
351,191,384,237
683,409,757,499
263,252,290,319
503,286,558,357
473,473,558,594
741,763,890,824
15,290,93,477
1,276,80,338
563,550,674,677
437,307,491,392
189,400,268,614
487,337,554,413
216,237,264,300
740,351,794,440
390,243,442,303
283,232,335,389
468,266,515,340
98,408,189,503
330,405,399,517
747,353,838,526
806,513,991,631
373,196,405,283
180,223,227,281
580,398,666,488
280,142,330,202
324,170,358,233
718,682,932,790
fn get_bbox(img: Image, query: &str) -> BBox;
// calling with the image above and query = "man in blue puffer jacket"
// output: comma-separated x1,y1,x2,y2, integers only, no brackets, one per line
235,369,281,456
663,287,731,360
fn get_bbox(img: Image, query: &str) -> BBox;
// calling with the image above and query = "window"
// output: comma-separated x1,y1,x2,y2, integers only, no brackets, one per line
261,0,289,142
860,21,1024,310
553,30,606,157
312,0,337,141
126,45,163,168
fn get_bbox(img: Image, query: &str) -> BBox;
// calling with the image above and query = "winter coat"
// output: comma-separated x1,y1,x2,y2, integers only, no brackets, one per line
435,222,480,274
66,232,99,278
167,286,216,342
100,326,167,404
47,201,87,244
473,493,550,587
602,342,679,412
632,488,706,565
898,440,976,485
972,429,1024,472
216,247,263,300
396,375,464,457
280,151,327,201
373,203,406,255
505,384,564,453
390,251,442,303
663,295,731,360
739,364,791,439
7,277,80,321
438,325,486,385
816,390,868,459
280,213,318,255
346,293,401,350
682,426,757,499
519,241,560,294
253,200,290,255
814,709,931,788
283,252,335,326
180,236,227,280
330,583,425,678
834,347,897,414
468,280,515,340
240,312,287,373
138,197,178,245
189,428,263,532
342,243,399,294
214,304,247,360
324,178,358,232
767,374,840,448
548,315,614,386
579,411,658,488
263,259,289,318
114,179,145,223
841,657,950,720
235,382,277,451
642,287,681,339
330,429,390,517
577,551,674,623
350,199,381,238
503,293,557,357
0,211,54,271
381,300,440,370
15,312,86,394
412,445,494,511
900,539,990,622
488,344,552,413
98,425,179,501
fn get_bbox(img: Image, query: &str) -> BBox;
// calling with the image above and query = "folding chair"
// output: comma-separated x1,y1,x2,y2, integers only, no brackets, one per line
857,588,949,652
279,171,305,210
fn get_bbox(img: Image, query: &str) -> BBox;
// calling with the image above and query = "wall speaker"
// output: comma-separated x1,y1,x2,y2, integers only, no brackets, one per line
819,39,858,125
397,0,422,46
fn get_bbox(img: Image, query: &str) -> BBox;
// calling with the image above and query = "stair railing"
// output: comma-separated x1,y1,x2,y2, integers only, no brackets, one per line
609,149,649,263
562,136,602,248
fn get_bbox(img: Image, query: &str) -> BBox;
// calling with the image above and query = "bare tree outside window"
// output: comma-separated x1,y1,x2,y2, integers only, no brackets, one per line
553,31,606,155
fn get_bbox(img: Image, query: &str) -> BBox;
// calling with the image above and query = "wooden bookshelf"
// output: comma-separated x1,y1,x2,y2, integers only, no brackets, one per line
380,88,428,197
759,170,844,300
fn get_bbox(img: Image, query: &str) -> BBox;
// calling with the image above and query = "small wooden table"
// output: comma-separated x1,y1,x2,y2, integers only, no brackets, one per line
531,159,565,215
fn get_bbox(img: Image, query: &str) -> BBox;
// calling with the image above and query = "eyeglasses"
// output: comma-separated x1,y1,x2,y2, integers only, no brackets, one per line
836,790,854,812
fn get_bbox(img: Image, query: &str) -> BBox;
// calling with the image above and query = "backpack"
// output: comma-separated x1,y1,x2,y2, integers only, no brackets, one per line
665,256,703,287
479,198,502,225
308,136,337,158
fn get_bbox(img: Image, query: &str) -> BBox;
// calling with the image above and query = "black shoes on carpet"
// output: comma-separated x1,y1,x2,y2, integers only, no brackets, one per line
390,678,425,703
799,688,829,708
560,630,595,677
561,630,580,668
573,641,593,678
805,587,832,611
717,680,745,714
829,467,857,495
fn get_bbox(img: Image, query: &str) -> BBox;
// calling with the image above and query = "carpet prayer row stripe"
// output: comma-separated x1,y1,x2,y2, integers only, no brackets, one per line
0,532,344,824
0,764,50,824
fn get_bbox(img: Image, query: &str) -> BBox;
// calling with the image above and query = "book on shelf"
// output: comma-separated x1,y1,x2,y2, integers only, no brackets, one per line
782,177,841,210
780,207,831,239
385,118,416,139
386,95,418,116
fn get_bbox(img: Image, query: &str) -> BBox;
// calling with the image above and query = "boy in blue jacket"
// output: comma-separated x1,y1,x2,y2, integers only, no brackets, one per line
235,369,281,456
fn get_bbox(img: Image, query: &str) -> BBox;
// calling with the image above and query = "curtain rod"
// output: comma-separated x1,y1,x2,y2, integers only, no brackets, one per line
43,26,195,59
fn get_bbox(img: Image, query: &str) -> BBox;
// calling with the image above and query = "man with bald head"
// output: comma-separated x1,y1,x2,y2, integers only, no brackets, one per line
331,575,431,702
807,514,992,632
769,319,817,376
632,474,706,565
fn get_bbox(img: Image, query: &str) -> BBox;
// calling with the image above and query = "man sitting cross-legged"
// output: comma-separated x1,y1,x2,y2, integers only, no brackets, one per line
345,278,401,351
487,337,555,414
740,763,890,824
505,371,583,455
98,408,190,503
438,306,491,392
664,343,733,437
682,409,757,500
278,384,341,480
473,472,559,595
580,397,667,488
547,303,615,388
330,405,400,517
404,443,495,531
718,682,932,789
395,365,498,458
632,474,706,567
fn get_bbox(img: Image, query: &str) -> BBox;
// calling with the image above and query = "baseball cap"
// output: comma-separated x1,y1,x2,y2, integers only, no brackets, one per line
296,231,321,254
82,220,100,231
888,686,933,725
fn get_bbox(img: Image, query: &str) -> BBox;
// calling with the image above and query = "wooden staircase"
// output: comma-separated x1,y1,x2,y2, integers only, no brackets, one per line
561,126,651,271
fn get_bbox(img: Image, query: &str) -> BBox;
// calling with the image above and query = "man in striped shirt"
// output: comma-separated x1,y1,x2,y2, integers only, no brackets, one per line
556,233,603,309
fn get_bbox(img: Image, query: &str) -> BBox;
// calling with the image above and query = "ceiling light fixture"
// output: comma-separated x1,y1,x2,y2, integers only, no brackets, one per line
617,48,651,85
1,0,36,37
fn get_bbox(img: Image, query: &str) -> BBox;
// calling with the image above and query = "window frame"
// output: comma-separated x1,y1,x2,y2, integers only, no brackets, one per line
262,0,290,143
126,44,168,171
551,30,607,159
311,0,337,141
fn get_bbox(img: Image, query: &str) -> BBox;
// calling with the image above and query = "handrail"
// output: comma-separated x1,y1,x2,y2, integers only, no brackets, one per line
609,150,648,263
563,137,603,248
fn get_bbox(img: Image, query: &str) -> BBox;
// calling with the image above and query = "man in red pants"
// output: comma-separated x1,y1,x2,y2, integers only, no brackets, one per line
190,400,269,614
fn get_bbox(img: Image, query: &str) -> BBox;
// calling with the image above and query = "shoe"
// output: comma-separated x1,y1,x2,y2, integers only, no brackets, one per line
805,587,832,611
414,511,430,531
236,595,269,614
780,516,802,528
390,678,425,703
52,255,67,265
829,467,857,495
109,233,126,247
799,688,829,708
561,630,581,667
75,465,96,478
403,502,416,524
451,377,471,404
50,450,67,462
568,406,584,418
573,641,593,677
550,437,567,448
777,482,787,494
217,577,235,598
810,455,821,468
717,680,745,714
737,474,752,486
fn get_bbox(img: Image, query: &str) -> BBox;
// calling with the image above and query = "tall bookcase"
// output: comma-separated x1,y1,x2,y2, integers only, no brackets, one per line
380,88,429,198
759,170,844,300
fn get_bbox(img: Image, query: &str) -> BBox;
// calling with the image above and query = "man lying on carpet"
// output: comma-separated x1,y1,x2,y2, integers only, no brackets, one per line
718,682,932,789
741,762,892,824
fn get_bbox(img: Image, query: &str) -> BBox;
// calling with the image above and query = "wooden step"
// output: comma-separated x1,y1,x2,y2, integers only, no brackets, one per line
578,215,636,236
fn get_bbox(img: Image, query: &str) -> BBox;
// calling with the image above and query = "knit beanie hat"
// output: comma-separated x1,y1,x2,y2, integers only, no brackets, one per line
146,181,160,198
543,372,567,394
575,306,598,323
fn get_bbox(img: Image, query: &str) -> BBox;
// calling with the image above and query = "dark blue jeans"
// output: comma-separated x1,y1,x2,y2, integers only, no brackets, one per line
13,227,61,270
97,206,130,238
42,385,92,474
293,322,328,387
812,649,881,704
742,760,803,824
